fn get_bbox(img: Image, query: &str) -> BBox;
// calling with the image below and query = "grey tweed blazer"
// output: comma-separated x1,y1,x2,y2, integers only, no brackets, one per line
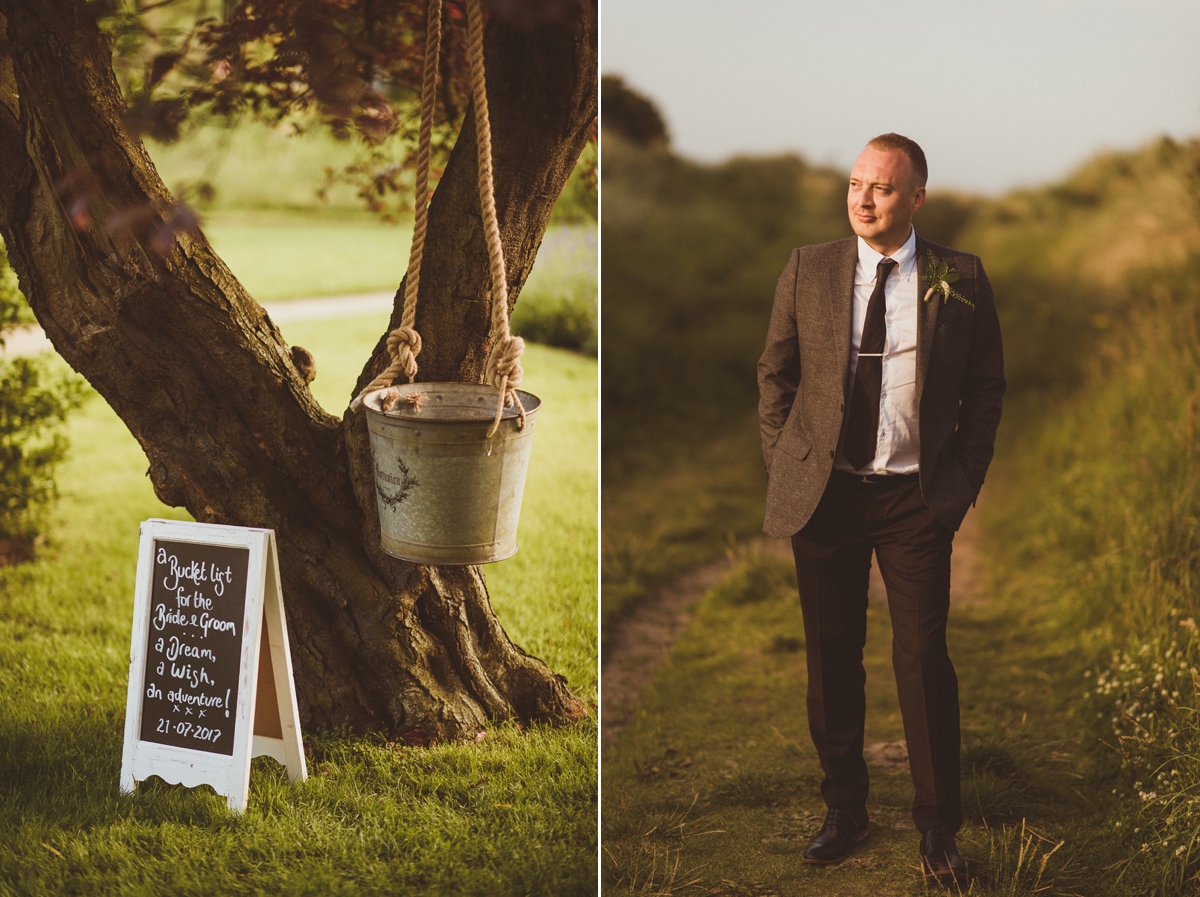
757,234,1005,538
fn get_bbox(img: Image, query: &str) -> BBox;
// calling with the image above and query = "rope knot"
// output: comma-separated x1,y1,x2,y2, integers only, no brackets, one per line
350,325,424,411
484,333,526,437
387,326,423,380
486,334,524,393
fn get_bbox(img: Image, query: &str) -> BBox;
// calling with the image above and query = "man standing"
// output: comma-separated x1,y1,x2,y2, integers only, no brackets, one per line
756,134,1004,884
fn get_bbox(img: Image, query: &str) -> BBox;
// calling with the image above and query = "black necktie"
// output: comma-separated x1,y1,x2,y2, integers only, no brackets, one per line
844,257,897,471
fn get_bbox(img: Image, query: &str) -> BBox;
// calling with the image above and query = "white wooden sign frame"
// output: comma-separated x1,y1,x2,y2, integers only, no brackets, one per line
119,519,307,812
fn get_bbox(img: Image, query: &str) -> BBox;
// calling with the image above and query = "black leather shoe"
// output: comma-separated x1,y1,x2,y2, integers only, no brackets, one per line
802,807,869,865
920,826,967,884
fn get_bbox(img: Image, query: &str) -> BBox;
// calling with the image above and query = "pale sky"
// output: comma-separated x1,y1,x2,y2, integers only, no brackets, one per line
600,0,1200,195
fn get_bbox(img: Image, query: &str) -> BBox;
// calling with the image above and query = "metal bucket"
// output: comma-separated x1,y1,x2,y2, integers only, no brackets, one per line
361,382,540,564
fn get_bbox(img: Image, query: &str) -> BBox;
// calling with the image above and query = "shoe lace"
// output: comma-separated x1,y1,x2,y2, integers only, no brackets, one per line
823,807,863,830
924,826,956,857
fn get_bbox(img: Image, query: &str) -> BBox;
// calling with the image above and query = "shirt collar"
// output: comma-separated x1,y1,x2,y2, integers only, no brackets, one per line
856,227,918,282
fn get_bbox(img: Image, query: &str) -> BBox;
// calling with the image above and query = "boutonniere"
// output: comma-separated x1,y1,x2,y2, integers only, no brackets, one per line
921,250,974,309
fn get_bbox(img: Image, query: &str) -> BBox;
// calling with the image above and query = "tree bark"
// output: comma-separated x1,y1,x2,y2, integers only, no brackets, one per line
0,1,596,740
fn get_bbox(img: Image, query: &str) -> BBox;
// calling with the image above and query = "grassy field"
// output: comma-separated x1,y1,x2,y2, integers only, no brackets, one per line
148,116,597,227
146,117,597,350
973,258,1200,894
201,212,414,302
0,318,597,895
202,212,593,303
601,101,1200,893
196,212,597,354
600,413,765,635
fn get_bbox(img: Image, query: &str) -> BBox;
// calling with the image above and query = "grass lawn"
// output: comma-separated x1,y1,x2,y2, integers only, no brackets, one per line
202,212,415,303
201,212,597,313
0,318,597,895
201,212,598,354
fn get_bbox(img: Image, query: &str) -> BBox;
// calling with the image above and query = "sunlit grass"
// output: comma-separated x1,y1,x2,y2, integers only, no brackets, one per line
201,212,597,325
203,212,414,303
0,318,597,894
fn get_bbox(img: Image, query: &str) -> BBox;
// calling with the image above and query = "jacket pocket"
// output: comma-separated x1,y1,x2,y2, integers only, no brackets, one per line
776,427,814,462
936,313,969,332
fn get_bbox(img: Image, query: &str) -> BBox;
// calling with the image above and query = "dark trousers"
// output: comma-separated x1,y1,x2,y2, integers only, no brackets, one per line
790,470,961,834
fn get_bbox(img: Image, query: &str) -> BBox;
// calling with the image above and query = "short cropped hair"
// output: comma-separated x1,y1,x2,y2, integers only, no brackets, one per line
867,133,928,187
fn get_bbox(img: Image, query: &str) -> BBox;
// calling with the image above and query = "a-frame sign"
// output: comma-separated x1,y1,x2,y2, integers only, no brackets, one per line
119,519,307,812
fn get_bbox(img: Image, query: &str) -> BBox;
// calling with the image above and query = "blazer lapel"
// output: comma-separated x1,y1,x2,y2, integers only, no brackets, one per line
914,233,941,405
831,238,858,387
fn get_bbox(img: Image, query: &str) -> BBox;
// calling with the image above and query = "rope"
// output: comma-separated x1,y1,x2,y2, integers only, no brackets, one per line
350,0,442,411
466,0,526,437
352,0,525,440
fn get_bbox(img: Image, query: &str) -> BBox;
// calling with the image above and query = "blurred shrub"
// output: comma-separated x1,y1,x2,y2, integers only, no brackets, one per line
601,76,669,148
511,289,596,355
514,224,596,354
0,242,87,547
550,139,597,225
955,136,1200,395
914,191,982,247
602,128,852,462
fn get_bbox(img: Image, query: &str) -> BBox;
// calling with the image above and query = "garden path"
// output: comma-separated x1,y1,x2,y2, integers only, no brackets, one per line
0,291,395,358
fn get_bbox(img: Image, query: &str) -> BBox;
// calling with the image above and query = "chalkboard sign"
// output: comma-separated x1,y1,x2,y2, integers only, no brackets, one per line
120,520,306,812
138,540,249,754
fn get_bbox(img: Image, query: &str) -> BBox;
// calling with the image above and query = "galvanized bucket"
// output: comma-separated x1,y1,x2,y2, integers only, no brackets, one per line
361,383,540,564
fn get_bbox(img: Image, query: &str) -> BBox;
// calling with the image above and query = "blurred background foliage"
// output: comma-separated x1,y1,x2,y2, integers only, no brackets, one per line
0,245,85,554
602,75,850,455
602,73,1200,889
601,73,1200,627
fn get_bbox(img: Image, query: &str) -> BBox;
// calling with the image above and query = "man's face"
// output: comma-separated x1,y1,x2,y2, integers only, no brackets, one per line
846,146,926,255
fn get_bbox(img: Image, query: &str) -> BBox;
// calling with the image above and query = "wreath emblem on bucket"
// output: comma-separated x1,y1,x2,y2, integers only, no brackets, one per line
375,458,419,510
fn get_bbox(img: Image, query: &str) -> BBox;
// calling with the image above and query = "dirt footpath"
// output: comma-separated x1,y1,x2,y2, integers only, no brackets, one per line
601,500,985,747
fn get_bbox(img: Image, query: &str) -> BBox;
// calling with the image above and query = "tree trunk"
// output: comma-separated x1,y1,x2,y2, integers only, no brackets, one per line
0,1,596,741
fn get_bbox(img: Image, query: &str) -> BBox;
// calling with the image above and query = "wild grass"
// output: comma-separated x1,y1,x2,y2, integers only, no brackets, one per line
602,472,1137,895
0,322,596,894
600,412,766,634
956,821,1070,896
705,543,796,609
980,257,1200,893
602,114,1200,892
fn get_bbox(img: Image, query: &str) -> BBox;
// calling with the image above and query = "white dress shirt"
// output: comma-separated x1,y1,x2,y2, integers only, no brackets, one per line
834,228,921,475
